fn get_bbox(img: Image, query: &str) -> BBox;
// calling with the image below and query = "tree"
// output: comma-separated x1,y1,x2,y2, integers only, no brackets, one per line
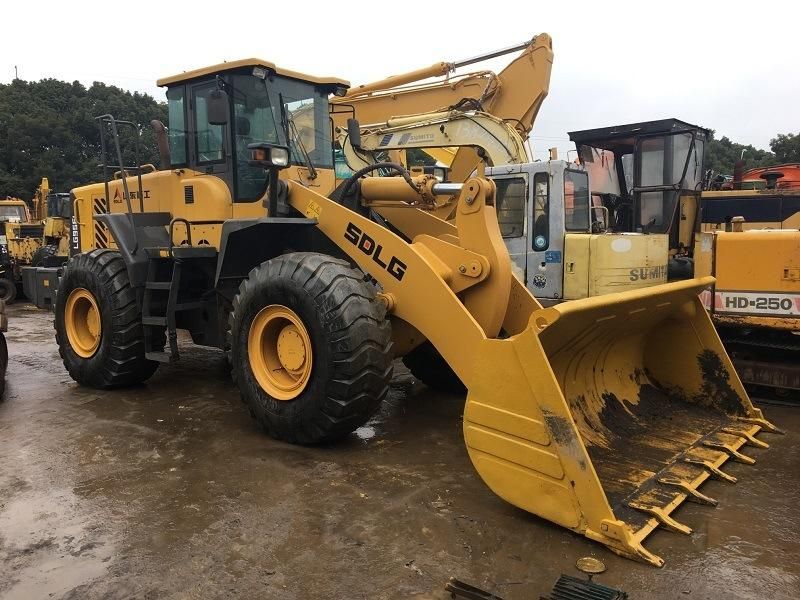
770,132,800,163
405,148,437,167
704,131,776,176
0,78,167,201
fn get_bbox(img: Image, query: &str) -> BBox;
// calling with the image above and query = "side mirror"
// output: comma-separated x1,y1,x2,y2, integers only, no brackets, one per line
207,89,230,125
346,118,362,150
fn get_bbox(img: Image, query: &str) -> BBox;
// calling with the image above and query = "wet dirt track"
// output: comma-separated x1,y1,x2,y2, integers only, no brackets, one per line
1,303,798,600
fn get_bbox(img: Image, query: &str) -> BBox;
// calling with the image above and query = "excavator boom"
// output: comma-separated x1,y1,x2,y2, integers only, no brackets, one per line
333,34,554,181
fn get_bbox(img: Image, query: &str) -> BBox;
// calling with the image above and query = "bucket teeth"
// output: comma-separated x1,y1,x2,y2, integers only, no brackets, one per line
737,416,785,435
684,457,737,483
628,501,692,535
721,427,769,449
657,476,718,506
702,440,756,464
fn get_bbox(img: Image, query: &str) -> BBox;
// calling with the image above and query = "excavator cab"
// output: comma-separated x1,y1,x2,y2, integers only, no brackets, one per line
489,160,669,302
568,119,709,279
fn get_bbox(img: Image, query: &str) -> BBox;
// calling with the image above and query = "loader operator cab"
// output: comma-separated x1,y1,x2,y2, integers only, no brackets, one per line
158,59,348,205
0,202,29,223
568,119,709,279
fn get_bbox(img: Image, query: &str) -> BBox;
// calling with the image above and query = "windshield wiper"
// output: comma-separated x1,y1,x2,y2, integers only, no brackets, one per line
279,93,317,180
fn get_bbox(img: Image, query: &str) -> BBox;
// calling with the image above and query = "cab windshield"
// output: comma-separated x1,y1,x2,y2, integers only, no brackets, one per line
0,205,27,222
166,71,334,201
231,74,333,199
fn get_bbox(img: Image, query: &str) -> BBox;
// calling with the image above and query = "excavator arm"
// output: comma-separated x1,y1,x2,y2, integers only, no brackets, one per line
332,34,554,181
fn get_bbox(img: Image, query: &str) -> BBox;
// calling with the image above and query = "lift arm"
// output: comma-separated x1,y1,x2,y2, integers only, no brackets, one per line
282,171,775,568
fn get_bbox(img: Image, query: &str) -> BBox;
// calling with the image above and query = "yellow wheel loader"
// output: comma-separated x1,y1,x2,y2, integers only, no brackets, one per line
0,178,72,306
56,59,779,567
0,197,32,302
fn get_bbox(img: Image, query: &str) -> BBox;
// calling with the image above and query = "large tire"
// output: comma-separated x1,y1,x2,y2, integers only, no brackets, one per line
55,249,158,388
0,277,16,304
402,341,466,394
230,252,392,444
31,243,59,267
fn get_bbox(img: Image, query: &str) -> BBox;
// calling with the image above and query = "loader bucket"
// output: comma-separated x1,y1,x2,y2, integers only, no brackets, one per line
462,276,780,566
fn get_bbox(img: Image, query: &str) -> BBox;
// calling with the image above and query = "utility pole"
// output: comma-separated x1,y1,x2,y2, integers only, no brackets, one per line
14,66,18,80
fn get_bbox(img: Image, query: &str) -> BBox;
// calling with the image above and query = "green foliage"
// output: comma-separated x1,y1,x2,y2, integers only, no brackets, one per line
0,78,167,200
406,148,437,167
704,131,776,175
770,132,800,163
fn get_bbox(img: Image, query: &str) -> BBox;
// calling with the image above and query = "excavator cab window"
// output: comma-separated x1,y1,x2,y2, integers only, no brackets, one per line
634,131,704,243
494,176,527,238
564,170,590,231
569,119,709,239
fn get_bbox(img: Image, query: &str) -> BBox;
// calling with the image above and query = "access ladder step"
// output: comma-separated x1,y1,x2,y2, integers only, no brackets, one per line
145,281,172,290
142,316,167,326
145,350,179,363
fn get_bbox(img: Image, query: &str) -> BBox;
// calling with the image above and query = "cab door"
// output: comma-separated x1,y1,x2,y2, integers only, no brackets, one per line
524,164,564,301
490,167,529,284
189,81,234,195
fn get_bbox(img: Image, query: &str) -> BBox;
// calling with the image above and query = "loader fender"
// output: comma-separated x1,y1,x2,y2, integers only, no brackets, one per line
214,217,338,286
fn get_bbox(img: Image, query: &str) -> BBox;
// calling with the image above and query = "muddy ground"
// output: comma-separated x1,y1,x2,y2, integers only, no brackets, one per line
0,303,798,599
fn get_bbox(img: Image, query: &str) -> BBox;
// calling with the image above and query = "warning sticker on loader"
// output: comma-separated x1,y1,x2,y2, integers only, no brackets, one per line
700,290,800,317
305,201,322,219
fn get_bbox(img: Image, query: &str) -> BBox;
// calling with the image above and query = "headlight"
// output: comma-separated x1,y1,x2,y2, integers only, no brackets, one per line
248,143,291,170
270,147,289,167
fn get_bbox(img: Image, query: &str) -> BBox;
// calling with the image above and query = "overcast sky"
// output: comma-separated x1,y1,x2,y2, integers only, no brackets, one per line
3,1,797,160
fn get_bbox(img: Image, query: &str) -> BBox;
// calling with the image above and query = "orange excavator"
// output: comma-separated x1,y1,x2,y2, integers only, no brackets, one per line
741,163,800,190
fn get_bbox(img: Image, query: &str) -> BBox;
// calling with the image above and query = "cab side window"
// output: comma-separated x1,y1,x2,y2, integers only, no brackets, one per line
166,87,187,166
494,176,527,238
193,83,225,164
564,170,590,231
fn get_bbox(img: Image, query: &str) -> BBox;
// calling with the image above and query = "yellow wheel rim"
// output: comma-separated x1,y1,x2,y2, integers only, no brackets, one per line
65,288,102,358
248,304,313,401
